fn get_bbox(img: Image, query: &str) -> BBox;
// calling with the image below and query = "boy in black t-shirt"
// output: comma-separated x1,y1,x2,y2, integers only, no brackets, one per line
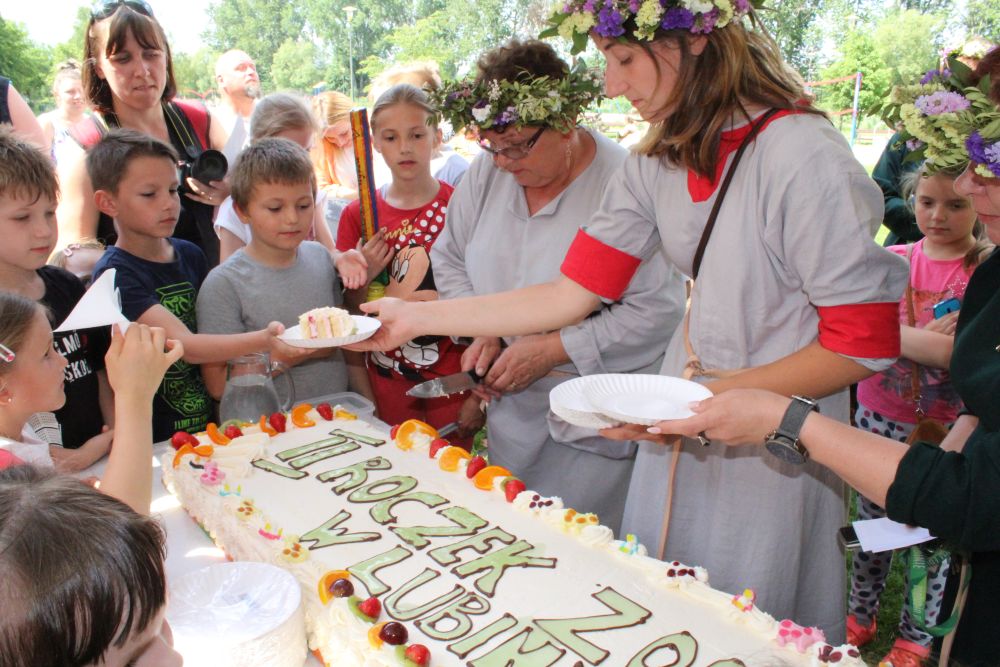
88,130,294,442
0,127,113,464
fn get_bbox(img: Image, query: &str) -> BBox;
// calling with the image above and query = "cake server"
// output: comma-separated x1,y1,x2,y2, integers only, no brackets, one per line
406,370,484,398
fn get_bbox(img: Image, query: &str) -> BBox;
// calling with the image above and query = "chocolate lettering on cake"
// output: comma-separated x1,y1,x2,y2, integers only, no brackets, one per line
465,626,566,667
348,545,413,596
370,491,448,525
428,526,555,598
534,587,652,663
705,661,745,666
287,442,362,470
252,458,308,479
275,436,351,461
390,506,488,550
330,428,386,447
625,632,699,666
315,456,392,494
447,614,518,659
298,510,381,549
347,475,418,503
384,568,466,621
414,592,491,642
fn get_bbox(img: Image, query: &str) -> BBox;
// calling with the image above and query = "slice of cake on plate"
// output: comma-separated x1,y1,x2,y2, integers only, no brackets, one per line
299,307,355,339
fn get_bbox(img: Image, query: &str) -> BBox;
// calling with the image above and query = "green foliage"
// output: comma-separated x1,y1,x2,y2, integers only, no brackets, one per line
271,39,327,92
755,0,824,79
203,0,307,86
0,16,54,111
965,0,1000,43
50,6,91,66
173,48,220,100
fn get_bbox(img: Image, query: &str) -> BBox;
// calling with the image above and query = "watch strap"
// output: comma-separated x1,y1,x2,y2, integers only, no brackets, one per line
774,396,817,442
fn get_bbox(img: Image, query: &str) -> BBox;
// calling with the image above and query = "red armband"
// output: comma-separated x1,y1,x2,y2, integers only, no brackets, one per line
816,303,900,358
560,229,641,301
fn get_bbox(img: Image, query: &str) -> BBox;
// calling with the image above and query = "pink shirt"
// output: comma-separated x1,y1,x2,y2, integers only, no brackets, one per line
857,239,974,422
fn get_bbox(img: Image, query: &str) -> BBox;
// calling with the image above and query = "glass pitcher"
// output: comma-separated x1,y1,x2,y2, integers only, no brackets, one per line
220,353,296,424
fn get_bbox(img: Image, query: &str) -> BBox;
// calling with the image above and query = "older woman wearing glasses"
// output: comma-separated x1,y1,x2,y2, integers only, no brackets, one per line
429,40,684,533
56,0,230,266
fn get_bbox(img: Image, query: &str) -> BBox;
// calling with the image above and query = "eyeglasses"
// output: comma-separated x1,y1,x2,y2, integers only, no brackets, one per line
478,126,546,160
90,0,154,20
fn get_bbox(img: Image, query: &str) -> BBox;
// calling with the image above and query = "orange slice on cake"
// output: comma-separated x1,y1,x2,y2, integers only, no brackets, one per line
318,569,353,604
259,415,278,437
206,422,231,445
473,465,512,491
437,446,471,472
395,419,438,450
291,404,316,428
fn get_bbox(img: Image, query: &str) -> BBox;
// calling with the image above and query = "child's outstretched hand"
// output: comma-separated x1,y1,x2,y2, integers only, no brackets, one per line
335,248,369,290
360,231,394,283
924,310,959,336
105,324,184,402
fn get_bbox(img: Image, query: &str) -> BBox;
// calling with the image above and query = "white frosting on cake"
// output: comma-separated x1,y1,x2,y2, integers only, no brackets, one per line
298,307,355,339
163,412,853,666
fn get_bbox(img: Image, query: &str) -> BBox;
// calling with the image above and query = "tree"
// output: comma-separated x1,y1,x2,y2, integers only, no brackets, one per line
756,0,824,80
203,0,307,87
271,39,327,92
0,16,53,111
871,9,943,86
50,6,91,66
173,48,220,101
814,30,890,116
965,0,1000,43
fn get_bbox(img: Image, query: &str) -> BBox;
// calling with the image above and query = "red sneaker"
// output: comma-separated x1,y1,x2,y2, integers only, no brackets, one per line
878,639,930,667
845,615,877,647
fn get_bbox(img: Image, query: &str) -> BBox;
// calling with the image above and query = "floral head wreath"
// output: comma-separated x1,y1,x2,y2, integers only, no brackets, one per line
882,57,1000,178
429,59,604,134
540,0,763,55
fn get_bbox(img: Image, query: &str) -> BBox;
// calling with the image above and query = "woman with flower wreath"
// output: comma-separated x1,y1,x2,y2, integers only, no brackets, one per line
429,40,683,532
353,0,908,639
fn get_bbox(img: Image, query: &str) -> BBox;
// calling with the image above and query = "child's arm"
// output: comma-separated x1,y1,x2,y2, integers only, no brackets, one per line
50,428,114,472
900,324,954,370
332,248,368,290
99,324,184,514
138,304,283,364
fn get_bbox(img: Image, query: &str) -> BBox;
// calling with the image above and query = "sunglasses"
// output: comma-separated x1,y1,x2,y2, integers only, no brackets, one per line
90,0,154,20
478,126,546,161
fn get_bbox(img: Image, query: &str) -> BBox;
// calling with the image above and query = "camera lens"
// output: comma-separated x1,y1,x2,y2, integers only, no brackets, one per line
189,150,228,184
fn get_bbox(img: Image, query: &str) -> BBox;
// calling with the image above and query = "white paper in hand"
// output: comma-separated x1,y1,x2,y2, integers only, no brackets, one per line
853,517,934,553
54,269,130,333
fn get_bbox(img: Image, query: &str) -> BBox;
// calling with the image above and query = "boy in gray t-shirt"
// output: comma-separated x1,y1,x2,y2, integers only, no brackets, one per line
196,138,368,405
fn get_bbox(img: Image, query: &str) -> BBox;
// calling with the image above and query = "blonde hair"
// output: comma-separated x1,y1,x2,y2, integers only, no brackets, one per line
51,60,82,97
250,92,318,142
370,83,438,130
0,294,43,379
312,91,354,129
901,165,992,270
369,61,442,103
47,238,106,270
631,18,821,178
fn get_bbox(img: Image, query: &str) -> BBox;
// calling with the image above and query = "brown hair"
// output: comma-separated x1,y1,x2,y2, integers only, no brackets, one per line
971,46,1000,106
312,90,353,129
83,5,177,116
370,83,438,131
85,128,179,194
0,126,59,204
629,18,822,177
0,293,43,380
901,165,992,269
51,59,82,97
0,465,167,667
230,137,317,213
250,92,318,142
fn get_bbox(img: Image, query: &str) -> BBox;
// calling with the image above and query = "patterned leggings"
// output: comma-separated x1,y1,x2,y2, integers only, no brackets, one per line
848,404,951,648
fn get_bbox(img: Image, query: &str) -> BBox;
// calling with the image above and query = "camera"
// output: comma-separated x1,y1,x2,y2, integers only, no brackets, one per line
178,149,228,195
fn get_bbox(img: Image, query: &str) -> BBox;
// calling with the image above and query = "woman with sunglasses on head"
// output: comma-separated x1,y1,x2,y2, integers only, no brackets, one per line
429,39,683,533
356,2,909,641
56,0,230,266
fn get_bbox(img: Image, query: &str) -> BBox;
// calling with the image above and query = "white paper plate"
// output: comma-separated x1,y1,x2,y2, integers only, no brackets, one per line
582,374,713,426
167,561,305,667
278,315,381,348
549,376,620,430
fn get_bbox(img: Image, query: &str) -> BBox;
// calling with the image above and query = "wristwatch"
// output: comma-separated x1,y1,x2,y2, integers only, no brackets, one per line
764,396,818,465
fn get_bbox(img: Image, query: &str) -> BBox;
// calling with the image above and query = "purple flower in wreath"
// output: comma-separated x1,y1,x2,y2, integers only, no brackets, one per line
905,138,926,151
919,69,941,85
596,6,627,36
733,0,750,12
691,7,719,34
629,0,641,11
967,131,1000,177
915,91,970,116
661,7,695,30
582,0,596,12
497,106,519,127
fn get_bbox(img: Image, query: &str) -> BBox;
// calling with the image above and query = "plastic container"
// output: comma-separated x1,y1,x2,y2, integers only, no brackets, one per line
300,391,376,420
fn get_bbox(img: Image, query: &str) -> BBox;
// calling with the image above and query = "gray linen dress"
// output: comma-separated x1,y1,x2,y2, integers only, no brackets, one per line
569,114,908,641
432,130,685,533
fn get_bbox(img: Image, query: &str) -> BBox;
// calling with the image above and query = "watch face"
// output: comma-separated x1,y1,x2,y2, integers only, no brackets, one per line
765,438,806,465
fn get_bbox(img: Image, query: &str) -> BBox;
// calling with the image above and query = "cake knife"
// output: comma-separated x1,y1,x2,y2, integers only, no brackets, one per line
406,370,484,398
